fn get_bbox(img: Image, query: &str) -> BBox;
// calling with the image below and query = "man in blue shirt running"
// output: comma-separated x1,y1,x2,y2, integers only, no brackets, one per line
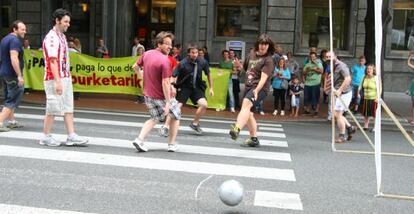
0,20,26,131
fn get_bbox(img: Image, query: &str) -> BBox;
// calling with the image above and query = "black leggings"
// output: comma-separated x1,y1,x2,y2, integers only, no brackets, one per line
273,89,286,110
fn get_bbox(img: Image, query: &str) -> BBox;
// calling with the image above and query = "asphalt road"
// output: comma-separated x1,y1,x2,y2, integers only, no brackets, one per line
0,104,413,213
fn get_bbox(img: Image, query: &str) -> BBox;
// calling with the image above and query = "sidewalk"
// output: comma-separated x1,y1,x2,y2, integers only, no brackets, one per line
20,91,412,123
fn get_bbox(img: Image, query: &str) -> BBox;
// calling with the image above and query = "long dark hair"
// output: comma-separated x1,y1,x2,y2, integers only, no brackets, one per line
254,33,275,56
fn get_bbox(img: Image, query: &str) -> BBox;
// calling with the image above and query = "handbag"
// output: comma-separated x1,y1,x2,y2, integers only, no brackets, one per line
281,79,289,90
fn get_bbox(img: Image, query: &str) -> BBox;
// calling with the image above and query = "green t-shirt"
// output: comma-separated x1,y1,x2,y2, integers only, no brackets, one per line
304,62,323,86
219,60,233,69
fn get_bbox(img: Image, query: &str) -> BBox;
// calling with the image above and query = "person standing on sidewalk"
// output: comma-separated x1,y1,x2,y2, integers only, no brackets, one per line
171,45,214,135
0,20,27,131
407,51,414,125
358,64,381,131
326,51,356,143
229,33,275,147
131,31,181,152
271,57,291,116
350,56,366,113
302,51,323,116
39,9,88,146
219,49,236,113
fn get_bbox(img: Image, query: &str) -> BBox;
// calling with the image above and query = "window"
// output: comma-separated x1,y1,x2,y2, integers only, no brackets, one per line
1,0,12,37
61,0,90,33
215,0,260,38
390,0,414,51
151,0,176,24
300,0,350,50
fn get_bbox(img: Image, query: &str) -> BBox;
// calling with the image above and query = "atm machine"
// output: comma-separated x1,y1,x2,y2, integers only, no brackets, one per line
225,41,246,62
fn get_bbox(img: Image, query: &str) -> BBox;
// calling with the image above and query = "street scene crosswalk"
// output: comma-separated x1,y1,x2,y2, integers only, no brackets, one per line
0,105,303,213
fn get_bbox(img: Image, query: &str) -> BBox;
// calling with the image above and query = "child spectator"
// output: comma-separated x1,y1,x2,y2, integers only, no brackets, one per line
289,76,304,117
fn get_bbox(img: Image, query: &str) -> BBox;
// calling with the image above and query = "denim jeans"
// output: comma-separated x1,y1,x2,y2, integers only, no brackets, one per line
2,76,24,109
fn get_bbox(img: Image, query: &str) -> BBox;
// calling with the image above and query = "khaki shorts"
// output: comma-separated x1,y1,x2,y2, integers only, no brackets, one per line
44,77,74,115
334,91,352,112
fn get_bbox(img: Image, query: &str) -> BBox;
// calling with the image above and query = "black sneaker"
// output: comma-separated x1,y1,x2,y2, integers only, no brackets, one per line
229,125,240,140
347,126,357,141
189,123,203,135
241,138,260,147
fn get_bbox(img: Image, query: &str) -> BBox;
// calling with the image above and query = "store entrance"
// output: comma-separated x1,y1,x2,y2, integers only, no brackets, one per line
134,0,176,49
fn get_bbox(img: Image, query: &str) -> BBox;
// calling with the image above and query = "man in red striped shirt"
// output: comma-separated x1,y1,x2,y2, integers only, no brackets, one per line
39,8,88,147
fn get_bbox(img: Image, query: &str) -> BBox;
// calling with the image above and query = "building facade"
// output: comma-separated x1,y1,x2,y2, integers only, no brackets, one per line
1,0,413,92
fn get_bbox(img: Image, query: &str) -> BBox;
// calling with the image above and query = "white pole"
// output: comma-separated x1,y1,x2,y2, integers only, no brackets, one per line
329,0,335,150
374,0,383,196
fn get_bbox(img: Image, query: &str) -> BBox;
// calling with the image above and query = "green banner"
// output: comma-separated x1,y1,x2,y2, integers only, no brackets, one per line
23,50,230,109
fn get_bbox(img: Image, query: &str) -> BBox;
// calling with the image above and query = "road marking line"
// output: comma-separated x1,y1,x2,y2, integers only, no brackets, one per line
0,145,296,181
17,105,283,127
0,203,96,214
254,190,303,210
259,139,288,147
259,126,284,132
14,113,286,138
0,131,291,161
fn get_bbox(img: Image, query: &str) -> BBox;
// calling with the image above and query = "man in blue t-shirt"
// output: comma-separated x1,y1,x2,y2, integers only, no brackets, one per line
350,55,366,113
0,20,26,131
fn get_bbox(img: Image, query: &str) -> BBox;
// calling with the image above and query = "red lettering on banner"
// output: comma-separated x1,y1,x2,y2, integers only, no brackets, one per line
71,74,143,88
117,78,125,86
87,76,92,85
102,77,109,85
92,73,102,86
111,75,117,85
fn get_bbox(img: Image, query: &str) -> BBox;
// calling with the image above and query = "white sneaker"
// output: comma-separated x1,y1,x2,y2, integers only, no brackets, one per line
158,125,169,137
132,138,148,152
260,111,265,115
280,110,285,116
230,107,235,113
66,134,89,146
272,110,278,116
167,144,178,152
39,135,61,147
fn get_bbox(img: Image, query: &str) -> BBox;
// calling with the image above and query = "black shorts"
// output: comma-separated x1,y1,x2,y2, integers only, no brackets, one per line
176,87,205,105
244,88,267,112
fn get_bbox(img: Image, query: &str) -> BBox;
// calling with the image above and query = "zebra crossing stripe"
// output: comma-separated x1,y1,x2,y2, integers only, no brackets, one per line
254,190,303,210
0,131,291,161
14,113,286,138
18,105,283,127
0,145,296,181
259,139,288,147
0,203,96,214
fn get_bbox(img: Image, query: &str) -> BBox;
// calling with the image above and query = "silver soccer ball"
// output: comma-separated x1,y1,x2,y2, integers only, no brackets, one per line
218,179,244,206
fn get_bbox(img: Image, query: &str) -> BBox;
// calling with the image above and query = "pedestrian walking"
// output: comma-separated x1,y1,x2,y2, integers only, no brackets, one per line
171,44,214,135
326,51,356,143
229,33,275,147
131,31,180,152
39,9,88,146
0,20,27,131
